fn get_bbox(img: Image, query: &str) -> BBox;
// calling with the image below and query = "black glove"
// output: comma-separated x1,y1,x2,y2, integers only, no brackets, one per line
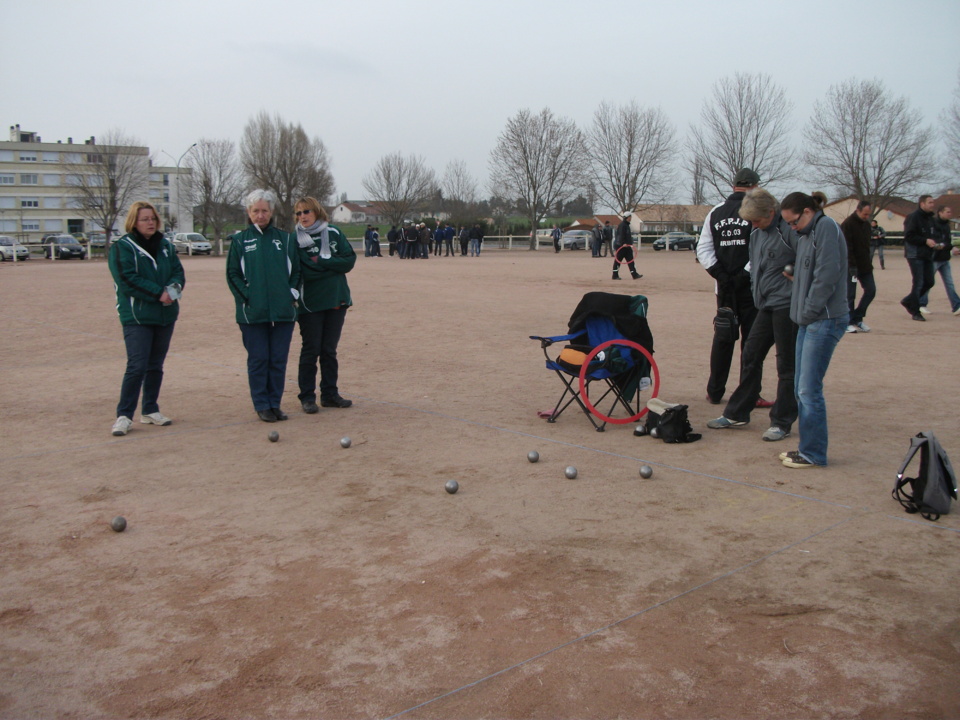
706,263,731,287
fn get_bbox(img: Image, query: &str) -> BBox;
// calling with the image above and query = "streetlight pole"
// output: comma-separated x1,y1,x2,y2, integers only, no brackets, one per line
160,143,196,239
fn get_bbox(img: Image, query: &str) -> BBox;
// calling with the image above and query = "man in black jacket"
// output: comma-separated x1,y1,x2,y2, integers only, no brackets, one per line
900,195,940,321
696,168,760,404
840,200,876,333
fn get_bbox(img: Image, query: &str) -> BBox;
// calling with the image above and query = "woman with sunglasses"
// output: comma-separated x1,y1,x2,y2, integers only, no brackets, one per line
776,192,849,469
293,197,356,414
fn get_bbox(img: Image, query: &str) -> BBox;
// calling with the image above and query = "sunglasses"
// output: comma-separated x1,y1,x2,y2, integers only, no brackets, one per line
295,210,312,217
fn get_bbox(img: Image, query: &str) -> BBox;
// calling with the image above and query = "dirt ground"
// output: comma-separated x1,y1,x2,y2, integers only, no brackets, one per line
1,244,958,720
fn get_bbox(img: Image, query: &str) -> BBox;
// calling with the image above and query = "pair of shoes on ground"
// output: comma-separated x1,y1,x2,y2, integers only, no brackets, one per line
778,450,817,468
112,412,171,436
611,273,643,280
257,408,288,423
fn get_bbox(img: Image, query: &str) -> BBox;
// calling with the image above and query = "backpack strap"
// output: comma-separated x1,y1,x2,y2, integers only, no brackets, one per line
892,434,929,516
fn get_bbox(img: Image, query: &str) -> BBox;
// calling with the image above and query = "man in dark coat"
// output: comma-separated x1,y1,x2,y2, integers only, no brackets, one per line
840,200,876,333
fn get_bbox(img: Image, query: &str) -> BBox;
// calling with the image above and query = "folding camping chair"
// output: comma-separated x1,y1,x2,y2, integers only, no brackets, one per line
530,292,659,432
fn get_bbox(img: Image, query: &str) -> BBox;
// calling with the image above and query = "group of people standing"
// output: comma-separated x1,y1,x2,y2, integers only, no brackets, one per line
900,195,959,320
698,169,849,470
108,190,355,435
385,222,484,258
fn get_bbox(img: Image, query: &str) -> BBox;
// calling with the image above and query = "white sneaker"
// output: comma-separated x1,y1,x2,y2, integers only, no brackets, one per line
141,412,172,426
919,306,930,315
845,324,858,333
953,307,960,316
857,321,871,332
112,416,133,436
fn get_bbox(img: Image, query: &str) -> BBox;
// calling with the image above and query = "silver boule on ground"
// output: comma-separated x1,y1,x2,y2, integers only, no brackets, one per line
444,480,459,494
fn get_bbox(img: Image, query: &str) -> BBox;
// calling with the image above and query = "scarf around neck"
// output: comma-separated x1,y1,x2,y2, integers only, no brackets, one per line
297,219,330,258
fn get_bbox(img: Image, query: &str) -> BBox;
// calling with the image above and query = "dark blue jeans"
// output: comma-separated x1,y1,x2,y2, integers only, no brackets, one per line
902,258,934,315
297,307,347,403
239,322,295,412
117,323,175,419
847,272,877,325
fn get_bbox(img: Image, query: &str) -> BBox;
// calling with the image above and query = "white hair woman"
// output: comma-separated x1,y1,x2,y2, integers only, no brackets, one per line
226,189,301,422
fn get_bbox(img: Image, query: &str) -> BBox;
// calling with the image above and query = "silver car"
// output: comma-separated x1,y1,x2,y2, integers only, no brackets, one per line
0,236,30,261
173,233,213,255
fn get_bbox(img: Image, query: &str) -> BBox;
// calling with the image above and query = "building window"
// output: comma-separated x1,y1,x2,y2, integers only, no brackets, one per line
22,221,40,231
163,174,170,186
0,197,15,209
64,153,81,163
19,152,38,162
64,174,82,186
42,152,59,162
21,198,40,208
43,174,60,186
20,174,39,185
44,219,64,232
44,197,62,209
0,174,14,185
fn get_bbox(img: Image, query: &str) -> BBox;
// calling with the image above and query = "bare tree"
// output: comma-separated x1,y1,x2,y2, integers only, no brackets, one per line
689,156,707,205
587,101,678,214
804,78,939,212
941,68,960,182
239,112,334,230
189,138,245,241
687,73,797,200
361,153,437,226
440,159,480,226
65,129,149,245
489,108,586,249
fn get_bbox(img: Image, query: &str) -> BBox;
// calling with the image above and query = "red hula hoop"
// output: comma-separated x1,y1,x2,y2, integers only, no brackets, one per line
578,339,659,424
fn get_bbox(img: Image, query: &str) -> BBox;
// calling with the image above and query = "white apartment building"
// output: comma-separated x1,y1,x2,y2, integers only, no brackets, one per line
0,124,192,243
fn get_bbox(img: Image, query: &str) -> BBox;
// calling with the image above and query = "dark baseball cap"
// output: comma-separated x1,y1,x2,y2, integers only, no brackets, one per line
734,168,760,187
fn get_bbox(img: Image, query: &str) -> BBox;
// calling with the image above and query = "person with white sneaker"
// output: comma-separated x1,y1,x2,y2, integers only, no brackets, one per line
108,201,184,436
840,201,876,334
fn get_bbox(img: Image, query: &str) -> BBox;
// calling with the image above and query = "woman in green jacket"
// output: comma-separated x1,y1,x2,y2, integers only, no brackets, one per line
227,189,301,422
293,196,356,413
108,201,185,436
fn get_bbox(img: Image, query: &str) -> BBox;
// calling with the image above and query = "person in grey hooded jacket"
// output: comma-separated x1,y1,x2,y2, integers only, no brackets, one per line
706,188,798,442
777,192,848,469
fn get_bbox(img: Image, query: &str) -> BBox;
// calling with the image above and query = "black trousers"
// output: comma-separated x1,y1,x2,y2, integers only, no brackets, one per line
297,307,347,402
612,245,638,275
722,307,797,429
708,274,758,402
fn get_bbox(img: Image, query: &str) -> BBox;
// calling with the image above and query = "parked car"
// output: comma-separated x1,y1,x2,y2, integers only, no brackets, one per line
173,233,213,255
88,232,107,248
71,232,89,243
561,229,591,250
653,232,697,251
42,234,86,259
0,236,30,261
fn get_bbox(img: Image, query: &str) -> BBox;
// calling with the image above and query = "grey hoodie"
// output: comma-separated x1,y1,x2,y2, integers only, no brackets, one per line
749,213,796,311
789,212,849,327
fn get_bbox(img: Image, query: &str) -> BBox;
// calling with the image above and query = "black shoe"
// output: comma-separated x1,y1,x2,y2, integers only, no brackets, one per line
257,409,277,423
301,400,319,414
320,396,353,408
912,313,926,322
271,408,289,421
611,273,620,280
631,272,642,280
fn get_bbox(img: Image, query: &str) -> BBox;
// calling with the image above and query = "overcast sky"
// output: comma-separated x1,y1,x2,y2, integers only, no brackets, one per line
5,0,958,208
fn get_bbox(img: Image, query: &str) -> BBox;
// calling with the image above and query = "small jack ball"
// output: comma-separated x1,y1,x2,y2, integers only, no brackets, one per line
527,451,540,463
268,431,279,442
340,437,351,448
639,465,654,479
784,264,794,275
564,466,578,479
111,516,127,532
445,480,459,494
650,427,660,439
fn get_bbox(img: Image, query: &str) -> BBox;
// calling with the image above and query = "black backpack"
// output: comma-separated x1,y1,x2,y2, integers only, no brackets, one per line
892,431,957,521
